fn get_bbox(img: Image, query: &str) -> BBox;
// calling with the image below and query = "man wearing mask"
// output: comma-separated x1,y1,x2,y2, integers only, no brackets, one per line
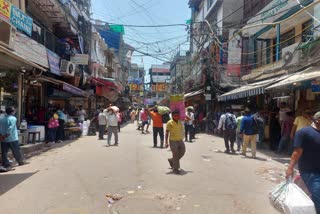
165,110,185,174
286,111,320,213
105,107,119,146
0,106,28,168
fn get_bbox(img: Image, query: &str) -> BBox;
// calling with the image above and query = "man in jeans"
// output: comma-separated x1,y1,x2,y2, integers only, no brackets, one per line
218,107,237,153
0,106,27,168
240,108,259,158
105,107,119,146
165,110,185,174
286,111,320,213
149,106,164,148
98,108,107,140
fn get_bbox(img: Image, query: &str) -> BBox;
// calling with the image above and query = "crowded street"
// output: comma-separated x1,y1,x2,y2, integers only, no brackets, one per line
0,123,286,214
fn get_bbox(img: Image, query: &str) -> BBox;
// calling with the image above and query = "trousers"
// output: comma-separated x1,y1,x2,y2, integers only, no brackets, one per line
1,141,23,167
107,126,118,145
169,140,186,170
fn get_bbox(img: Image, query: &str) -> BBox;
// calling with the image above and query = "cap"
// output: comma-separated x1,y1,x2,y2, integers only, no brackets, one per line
313,111,320,120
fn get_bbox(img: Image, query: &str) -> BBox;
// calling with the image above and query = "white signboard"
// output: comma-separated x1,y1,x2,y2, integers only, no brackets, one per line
152,75,171,83
71,54,89,65
228,29,242,65
15,32,49,68
243,0,298,36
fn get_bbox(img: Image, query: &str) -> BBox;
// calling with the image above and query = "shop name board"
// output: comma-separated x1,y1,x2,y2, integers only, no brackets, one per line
47,49,61,76
311,79,320,93
0,0,10,21
152,75,171,83
10,5,33,36
70,54,89,65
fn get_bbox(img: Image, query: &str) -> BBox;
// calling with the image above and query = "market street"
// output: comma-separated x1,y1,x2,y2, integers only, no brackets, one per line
0,123,286,214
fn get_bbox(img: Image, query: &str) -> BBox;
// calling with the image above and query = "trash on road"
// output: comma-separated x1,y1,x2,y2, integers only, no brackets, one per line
193,204,200,208
202,159,211,162
127,190,135,194
137,185,142,189
105,194,123,201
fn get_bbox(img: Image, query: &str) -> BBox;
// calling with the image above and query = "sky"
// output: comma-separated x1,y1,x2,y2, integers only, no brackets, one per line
91,0,191,72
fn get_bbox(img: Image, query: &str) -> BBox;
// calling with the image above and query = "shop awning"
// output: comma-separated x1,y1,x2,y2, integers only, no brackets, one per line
38,76,91,97
0,45,47,71
184,89,204,99
218,76,287,102
265,66,320,90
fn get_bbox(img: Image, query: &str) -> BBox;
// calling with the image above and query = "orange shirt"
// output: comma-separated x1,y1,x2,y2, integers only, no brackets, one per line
149,111,163,127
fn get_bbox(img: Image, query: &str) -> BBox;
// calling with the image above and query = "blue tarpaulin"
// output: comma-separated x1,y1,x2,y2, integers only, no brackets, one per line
98,29,121,53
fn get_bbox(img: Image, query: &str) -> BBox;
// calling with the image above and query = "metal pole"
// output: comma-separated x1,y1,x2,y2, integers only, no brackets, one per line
17,73,23,126
276,24,281,61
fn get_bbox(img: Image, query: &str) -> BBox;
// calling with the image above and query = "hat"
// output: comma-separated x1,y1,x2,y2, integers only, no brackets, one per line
313,111,320,120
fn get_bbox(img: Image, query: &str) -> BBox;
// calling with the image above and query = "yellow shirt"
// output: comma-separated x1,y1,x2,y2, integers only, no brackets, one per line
166,119,184,141
294,116,311,131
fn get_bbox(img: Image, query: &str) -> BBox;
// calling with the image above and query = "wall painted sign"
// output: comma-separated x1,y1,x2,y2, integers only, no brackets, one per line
15,32,49,68
47,49,61,76
0,0,10,21
10,5,32,36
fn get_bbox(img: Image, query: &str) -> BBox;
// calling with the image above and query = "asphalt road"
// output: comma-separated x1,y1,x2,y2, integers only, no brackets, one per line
0,123,286,214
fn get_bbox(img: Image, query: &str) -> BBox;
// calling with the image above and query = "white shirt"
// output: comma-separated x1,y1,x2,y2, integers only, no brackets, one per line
77,109,86,121
185,112,194,125
106,112,118,126
218,113,237,131
98,112,107,125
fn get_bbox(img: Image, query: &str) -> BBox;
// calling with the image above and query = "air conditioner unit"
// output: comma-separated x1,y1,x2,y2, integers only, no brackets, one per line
0,20,16,50
60,60,75,77
282,43,306,67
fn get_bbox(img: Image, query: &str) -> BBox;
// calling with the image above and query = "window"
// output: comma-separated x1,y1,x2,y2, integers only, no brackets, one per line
302,19,314,42
273,29,295,62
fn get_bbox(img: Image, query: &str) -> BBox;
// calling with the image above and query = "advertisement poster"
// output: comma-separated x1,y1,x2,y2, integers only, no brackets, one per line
0,0,10,21
47,49,61,76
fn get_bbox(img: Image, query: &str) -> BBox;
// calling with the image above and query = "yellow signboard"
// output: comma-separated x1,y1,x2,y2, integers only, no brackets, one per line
0,0,11,21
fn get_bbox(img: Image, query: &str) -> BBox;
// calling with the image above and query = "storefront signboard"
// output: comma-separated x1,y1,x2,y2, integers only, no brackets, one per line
10,5,33,36
47,49,61,76
0,0,10,21
15,32,49,68
70,54,89,65
311,79,320,93
63,83,84,97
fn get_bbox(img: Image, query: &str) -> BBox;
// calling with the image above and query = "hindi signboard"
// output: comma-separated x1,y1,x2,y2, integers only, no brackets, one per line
0,0,10,21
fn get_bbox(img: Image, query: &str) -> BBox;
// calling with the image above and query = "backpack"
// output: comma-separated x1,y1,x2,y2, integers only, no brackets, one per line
224,114,237,130
162,113,170,124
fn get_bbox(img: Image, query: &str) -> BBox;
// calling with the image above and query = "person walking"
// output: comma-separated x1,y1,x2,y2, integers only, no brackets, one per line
185,108,194,142
149,106,164,148
130,109,136,123
165,110,185,174
47,111,59,144
290,109,312,140
236,111,245,151
140,108,149,134
105,107,119,146
98,109,107,140
277,111,294,154
286,111,320,213
56,107,66,143
218,107,237,153
240,108,259,158
0,106,27,168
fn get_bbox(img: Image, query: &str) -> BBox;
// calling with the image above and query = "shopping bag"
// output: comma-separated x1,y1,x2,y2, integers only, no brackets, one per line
269,181,316,214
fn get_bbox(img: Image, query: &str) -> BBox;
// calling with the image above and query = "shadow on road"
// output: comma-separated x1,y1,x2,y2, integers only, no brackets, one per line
166,169,193,176
0,171,39,195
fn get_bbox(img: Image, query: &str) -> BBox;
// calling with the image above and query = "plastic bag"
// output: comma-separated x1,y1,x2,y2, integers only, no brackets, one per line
269,181,316,214
157,106,170,115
